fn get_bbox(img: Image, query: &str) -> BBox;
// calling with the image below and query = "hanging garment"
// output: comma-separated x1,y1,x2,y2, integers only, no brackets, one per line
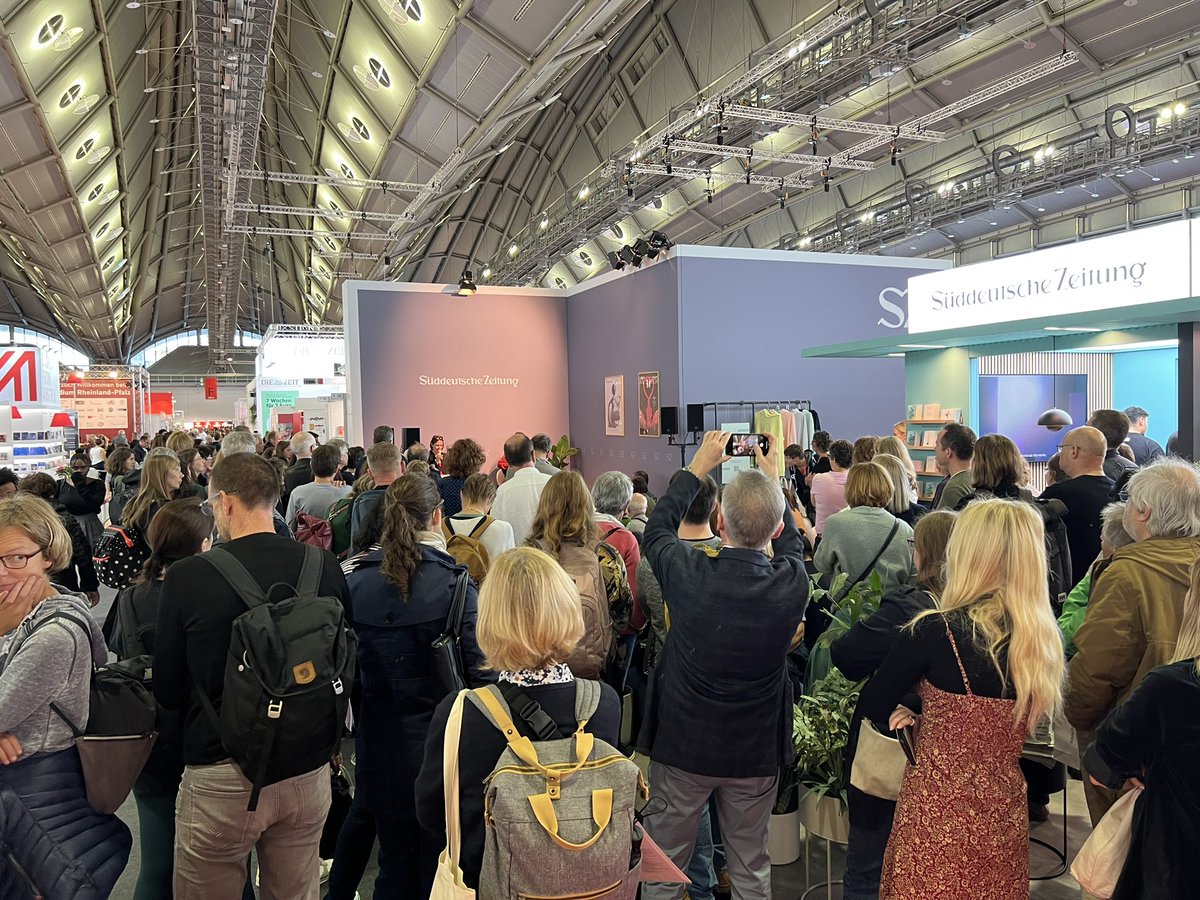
753,410,786,456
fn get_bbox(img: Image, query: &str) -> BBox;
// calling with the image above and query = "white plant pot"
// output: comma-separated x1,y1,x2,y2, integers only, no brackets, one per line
768,808,803,866
798,789,850,845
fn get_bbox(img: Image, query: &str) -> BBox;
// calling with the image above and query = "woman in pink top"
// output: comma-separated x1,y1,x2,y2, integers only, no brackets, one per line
811,439,853,533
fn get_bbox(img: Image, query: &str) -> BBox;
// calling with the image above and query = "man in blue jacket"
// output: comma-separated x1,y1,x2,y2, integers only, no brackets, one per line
641,432,809,900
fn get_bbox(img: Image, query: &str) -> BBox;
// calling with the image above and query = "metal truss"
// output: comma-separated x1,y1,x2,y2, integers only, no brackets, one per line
664,138,876,171
629,163,812,190
193,0,278,358
722,106,946,142
226,225,398,240
315,249,379,261
233,203,413,224
230,169,428,193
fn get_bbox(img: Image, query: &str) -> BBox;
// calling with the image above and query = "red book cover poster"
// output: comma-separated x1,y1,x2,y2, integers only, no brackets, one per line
638,371,661,438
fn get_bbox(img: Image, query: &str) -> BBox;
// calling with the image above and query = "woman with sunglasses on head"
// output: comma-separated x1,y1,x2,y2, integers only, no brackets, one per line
0,494,132,898
325,474,487,900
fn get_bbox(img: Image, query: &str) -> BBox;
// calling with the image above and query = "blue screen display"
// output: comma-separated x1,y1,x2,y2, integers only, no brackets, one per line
977,374,1089,462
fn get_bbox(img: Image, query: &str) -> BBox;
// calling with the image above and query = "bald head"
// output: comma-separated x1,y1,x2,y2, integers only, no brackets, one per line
1059,426,1107,478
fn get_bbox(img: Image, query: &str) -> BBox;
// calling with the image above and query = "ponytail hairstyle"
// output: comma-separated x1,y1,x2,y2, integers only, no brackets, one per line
139,498,213,582
380,474,442,596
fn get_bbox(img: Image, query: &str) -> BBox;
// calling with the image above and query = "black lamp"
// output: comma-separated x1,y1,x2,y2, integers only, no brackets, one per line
606,250,625,271
456,270,477,297
1037,408,1073,431
619,245,643,268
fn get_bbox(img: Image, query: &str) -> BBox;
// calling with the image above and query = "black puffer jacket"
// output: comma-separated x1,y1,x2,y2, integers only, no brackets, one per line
0,740,131,898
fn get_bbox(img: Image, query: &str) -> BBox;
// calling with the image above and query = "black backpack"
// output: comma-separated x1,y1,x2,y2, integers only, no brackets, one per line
200,544,357,809
1109,466,1137,503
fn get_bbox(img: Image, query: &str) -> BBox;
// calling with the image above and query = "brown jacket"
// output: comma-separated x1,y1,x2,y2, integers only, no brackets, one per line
1066,535,1200,731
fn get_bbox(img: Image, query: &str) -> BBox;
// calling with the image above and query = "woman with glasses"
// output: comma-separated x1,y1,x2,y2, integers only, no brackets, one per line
325,474,486,899
0,494,132,897
17,474,100,607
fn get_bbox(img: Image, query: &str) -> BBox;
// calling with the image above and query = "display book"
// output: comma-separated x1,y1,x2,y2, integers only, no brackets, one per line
0,407,67,476
905,405,964,501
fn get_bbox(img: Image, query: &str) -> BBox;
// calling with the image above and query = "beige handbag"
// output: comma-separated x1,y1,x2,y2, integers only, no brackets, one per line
849,719,909,801
1070,785,1142,897
430,690,476,899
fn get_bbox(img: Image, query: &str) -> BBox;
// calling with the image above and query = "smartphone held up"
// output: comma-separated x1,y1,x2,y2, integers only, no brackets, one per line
725,433,770,457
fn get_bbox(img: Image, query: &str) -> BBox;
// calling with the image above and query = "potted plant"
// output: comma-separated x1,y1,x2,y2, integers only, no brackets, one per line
769,755,803,866
790,572,886,846
548,434,579,469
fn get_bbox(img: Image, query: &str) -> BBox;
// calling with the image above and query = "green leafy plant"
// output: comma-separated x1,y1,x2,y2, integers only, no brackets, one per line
549,434,579,468
793,670,861,808
790,571,886,810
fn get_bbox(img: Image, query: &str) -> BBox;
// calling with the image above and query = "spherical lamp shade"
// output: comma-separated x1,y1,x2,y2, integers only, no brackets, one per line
1037,408,1073,431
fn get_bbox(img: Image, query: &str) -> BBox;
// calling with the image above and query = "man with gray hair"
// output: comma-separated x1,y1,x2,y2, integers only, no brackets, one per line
1122,405,1165,466
210,429,293,538
1067,458,1200,824
531,433,560,476
282,430,317,508
626,492,649,544
641,432,808,900
592,471,642,686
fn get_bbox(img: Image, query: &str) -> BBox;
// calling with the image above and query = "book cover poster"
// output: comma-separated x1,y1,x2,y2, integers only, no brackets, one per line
638,371,661,437
604,375,624,436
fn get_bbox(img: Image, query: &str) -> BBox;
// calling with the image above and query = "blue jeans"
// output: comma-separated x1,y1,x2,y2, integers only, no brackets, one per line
686,805,716,900
841,806,896,900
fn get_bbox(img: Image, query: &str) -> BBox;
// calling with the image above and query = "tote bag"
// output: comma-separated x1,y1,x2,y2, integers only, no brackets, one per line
850,719,908,801
1070,785,1142,898
431,689,476,899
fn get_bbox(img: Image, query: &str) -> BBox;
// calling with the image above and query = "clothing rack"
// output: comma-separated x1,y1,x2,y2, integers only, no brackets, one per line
701,400,813,429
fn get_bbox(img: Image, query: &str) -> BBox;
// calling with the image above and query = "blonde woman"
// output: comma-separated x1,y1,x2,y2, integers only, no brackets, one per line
121,453,183,533
859,499,1065,898
414,547,621,890
874,453,923,527
1083,557,1200,899
876,435,919,504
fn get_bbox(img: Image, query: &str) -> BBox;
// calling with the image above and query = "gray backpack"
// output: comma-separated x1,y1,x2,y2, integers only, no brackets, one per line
468,682,645,899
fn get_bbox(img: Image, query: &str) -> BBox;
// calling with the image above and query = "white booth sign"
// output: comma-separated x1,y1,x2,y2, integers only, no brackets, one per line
907,220,1193,334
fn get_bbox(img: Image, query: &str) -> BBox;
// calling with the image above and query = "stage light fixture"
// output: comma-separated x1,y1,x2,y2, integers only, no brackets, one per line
619,245,643,268
648,231,673,252
606,250,625,271
633,237,654,259
457,270,477,296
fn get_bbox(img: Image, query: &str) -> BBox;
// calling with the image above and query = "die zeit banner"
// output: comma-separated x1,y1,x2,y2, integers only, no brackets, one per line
60,378,134,438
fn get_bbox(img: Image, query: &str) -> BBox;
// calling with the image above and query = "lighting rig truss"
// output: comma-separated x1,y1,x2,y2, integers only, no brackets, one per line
225,226,400,240
233,203,414,225
628,163,812,191
722,105,947,143
314,249,378,261
662,138,876,171
229,168,429,192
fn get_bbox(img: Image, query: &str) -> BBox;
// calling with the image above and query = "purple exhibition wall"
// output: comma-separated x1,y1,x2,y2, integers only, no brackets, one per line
677,250,947,446
566,260,683,490
350,286,569,468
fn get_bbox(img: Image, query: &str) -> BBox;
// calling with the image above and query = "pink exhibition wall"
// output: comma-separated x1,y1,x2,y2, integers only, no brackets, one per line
343,282,569,469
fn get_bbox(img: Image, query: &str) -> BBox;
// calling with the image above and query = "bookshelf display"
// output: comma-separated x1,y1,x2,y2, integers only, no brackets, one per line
904,405,965,501
0,407,69,476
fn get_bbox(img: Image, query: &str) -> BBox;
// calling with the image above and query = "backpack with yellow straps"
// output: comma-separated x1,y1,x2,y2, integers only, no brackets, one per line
468,681,646,899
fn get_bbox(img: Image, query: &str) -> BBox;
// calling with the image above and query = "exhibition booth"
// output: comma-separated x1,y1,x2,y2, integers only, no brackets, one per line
805,219,1200,484
60,365,150,443
343,246,946,485
248,325,347,441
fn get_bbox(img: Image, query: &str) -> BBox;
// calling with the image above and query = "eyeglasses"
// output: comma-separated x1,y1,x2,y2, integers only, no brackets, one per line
1056,443,1078,452
0,549,42,569
200,489,239,516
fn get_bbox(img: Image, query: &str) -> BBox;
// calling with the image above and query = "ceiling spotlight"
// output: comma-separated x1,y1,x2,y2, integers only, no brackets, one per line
481,267,492,279
577,184,590,201
456,270,477,297
619,245,643,268
606,250,626,271
508,243,519,258
539,214,549,231
648,230,673,252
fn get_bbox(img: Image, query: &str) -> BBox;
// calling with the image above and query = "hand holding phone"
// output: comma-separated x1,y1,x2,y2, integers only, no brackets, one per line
725,433,770,457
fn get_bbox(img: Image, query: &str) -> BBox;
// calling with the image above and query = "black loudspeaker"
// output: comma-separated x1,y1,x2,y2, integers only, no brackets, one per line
401,427,421,448
661,406,679,437
686,403,705,433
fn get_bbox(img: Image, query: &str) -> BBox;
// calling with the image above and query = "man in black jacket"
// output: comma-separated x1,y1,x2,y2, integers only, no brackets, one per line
281,431,316,509
641,432,808,900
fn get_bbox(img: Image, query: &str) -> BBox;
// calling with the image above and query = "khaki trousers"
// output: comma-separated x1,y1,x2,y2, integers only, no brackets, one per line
174,761,330,900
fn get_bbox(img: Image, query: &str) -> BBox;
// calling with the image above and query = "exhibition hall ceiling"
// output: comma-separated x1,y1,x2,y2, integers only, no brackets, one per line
0,0,1195,362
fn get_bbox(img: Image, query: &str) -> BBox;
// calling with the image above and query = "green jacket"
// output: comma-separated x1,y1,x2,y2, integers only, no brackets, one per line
1057,570,1093,659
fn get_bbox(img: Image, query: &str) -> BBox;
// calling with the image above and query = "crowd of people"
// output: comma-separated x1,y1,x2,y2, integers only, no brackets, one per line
0,404,1195,899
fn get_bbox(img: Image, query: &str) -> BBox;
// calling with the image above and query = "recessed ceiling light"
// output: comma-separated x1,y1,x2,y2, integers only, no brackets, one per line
1036,206,1045,212
941,78,952,86
988,220,998,225
1152,175,1161,182
126,1,141,6
1089,191,1100,197
37,14,64,44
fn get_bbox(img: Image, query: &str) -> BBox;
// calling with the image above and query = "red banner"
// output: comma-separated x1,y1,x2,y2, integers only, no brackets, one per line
59,378,134,441
0,350,39,403
149,392,174,416
204,377,219,400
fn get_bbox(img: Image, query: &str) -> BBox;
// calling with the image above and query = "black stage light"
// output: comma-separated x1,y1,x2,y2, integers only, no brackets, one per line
456,270,477,296
648,230,674,251
619,245,643,268
633,237,654,259
606,250,626,271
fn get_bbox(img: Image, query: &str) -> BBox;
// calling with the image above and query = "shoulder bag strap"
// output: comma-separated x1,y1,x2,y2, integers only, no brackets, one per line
467,515,493,539
296,543,324,597
941,614,975,696
836,519,901,602
572,678,602,730
441,518,454,541
445,570,469,636
442,690,469,873
499,682,564,741
23,612,91,737
470,685,594,772
201,547,269,608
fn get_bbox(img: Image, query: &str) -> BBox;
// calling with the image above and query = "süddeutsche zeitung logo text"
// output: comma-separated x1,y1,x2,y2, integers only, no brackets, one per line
418,375,520,388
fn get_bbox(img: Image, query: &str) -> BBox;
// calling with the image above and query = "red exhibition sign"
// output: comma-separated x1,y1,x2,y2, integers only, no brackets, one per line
204,377,219,400
0,350,39,403
60,378,135,440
